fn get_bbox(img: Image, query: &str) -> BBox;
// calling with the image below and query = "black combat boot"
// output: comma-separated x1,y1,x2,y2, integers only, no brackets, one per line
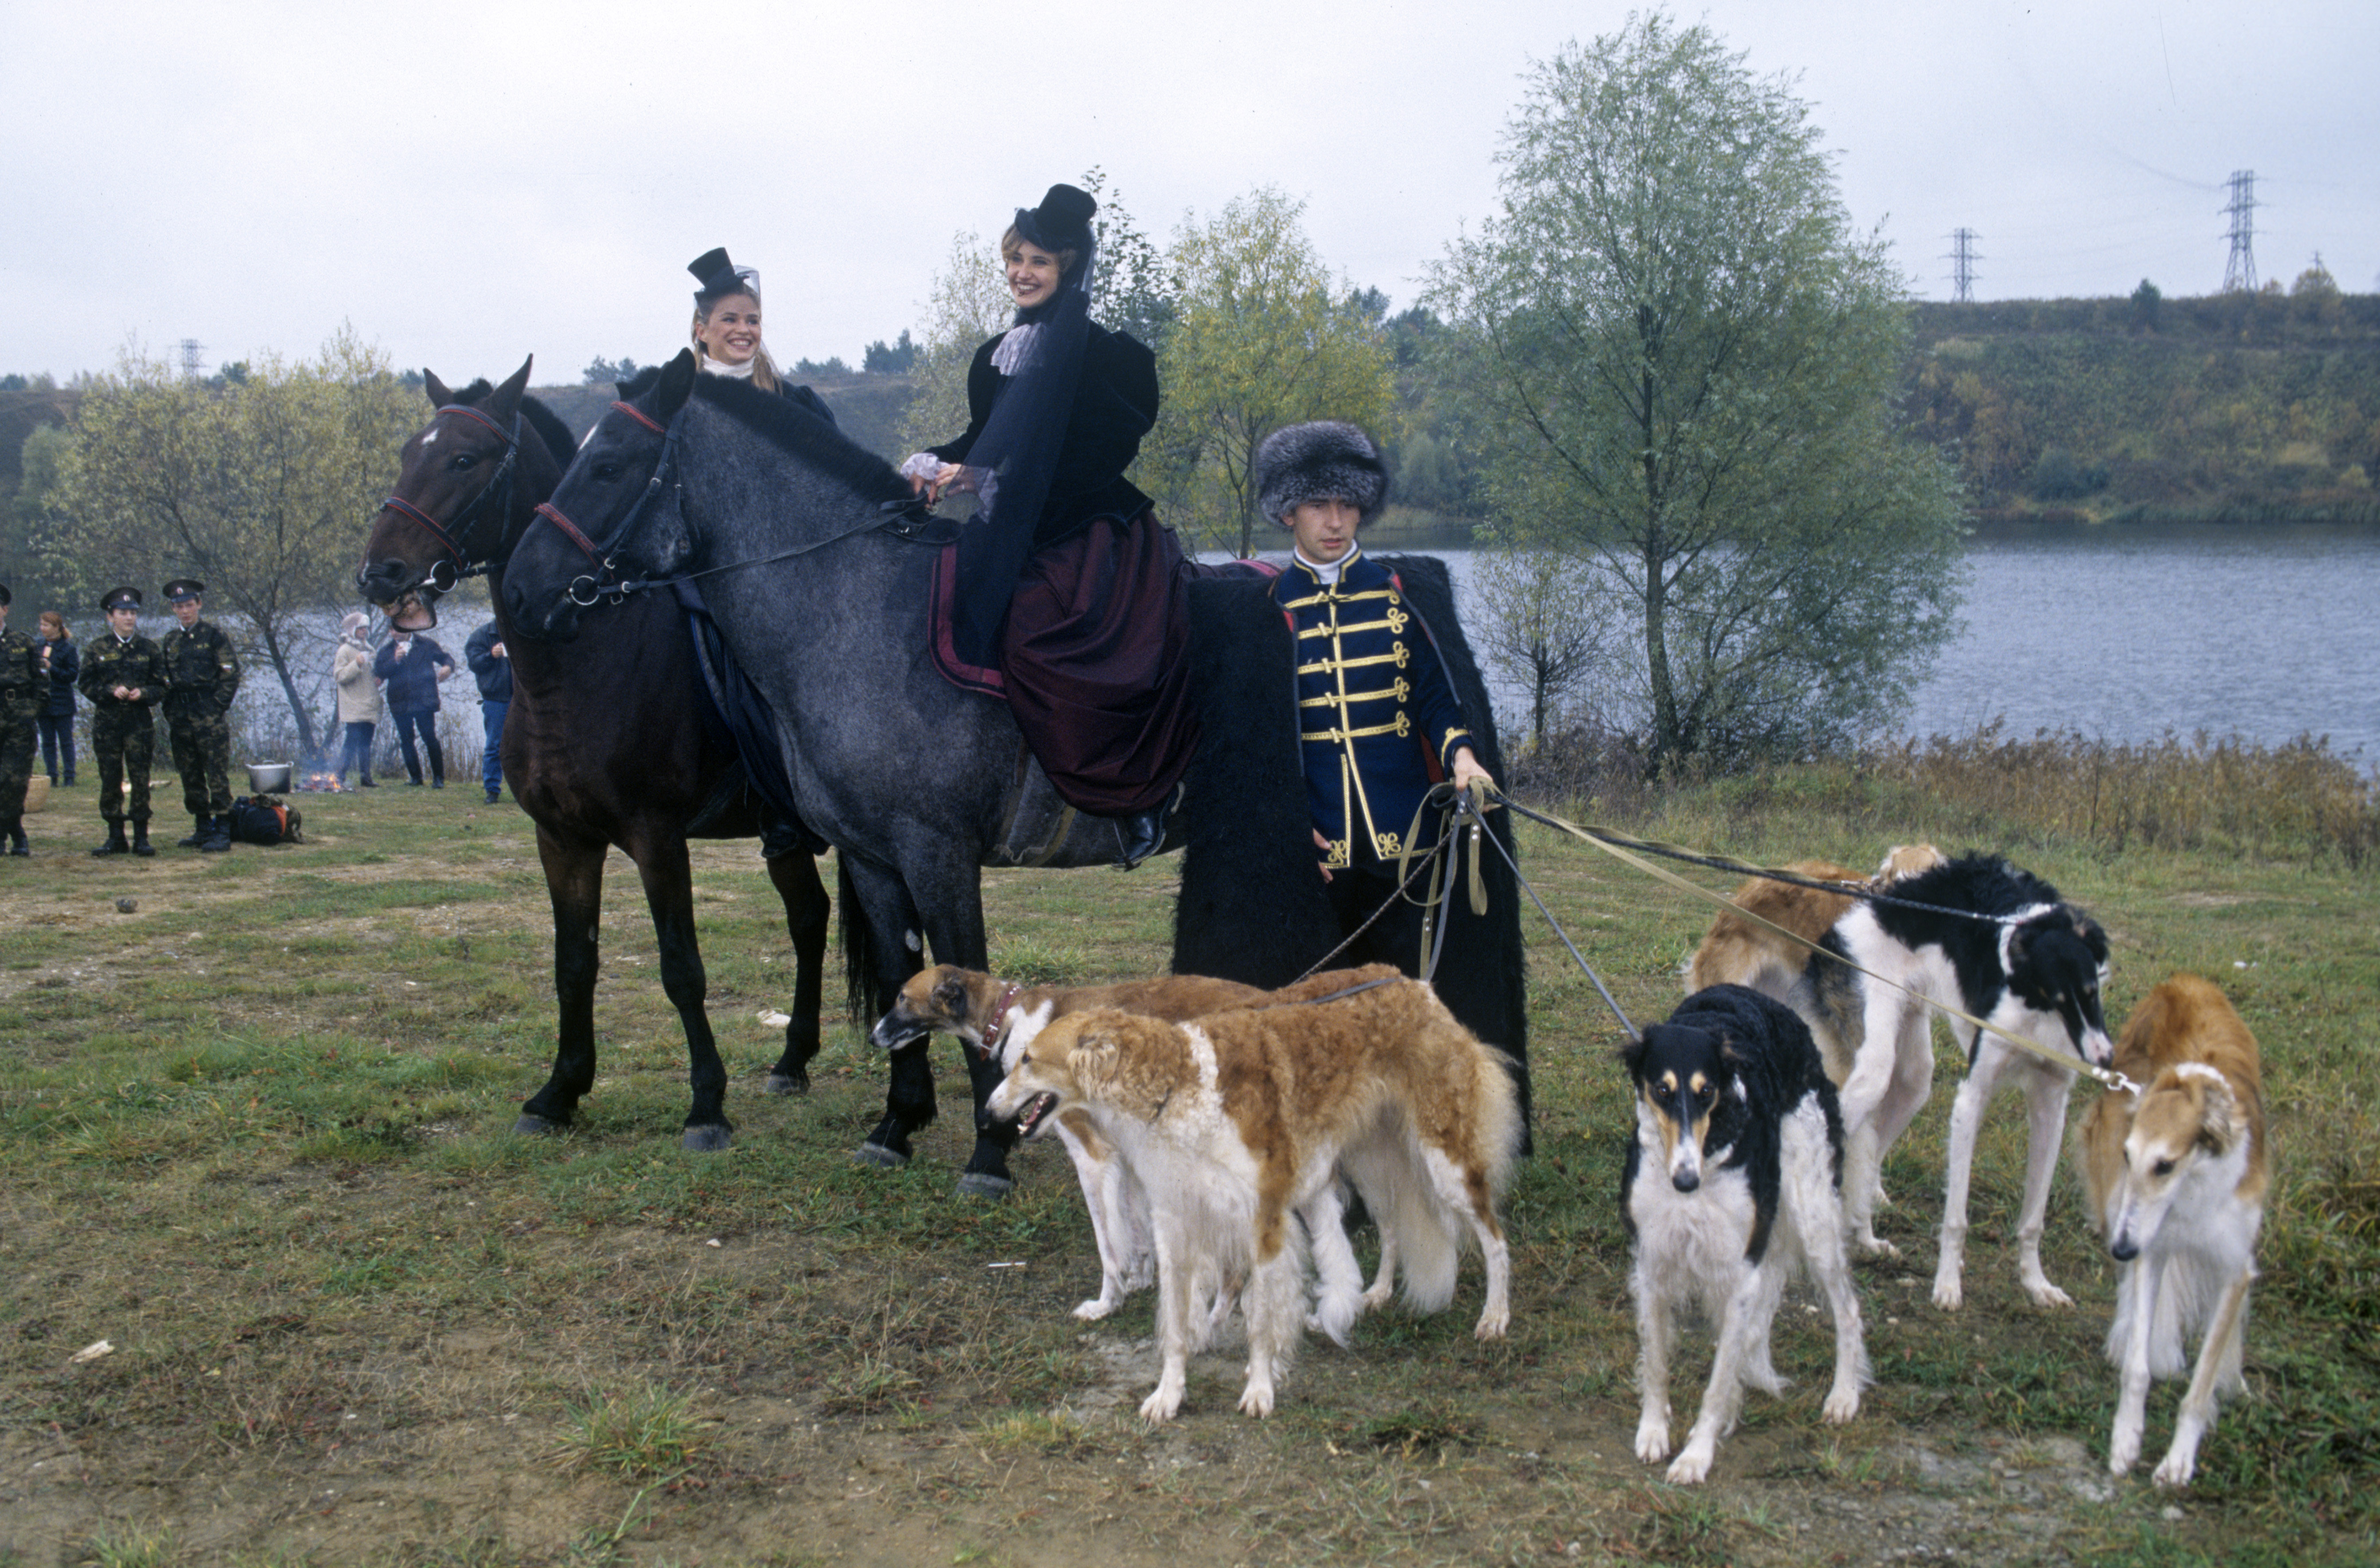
91,825,129,857
200,814,233,852
176,814,210,848
131,821,156,857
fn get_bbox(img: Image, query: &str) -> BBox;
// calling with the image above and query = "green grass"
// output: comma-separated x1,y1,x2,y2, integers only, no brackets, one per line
0,768,2375,1564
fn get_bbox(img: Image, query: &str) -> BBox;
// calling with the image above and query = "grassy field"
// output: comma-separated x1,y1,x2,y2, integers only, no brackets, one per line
1,769,2374,1567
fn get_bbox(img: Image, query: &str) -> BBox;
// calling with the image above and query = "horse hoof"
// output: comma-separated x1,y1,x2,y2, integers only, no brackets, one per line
954,1171,1015,1201
764,1069,810,1097
681,1124,732,1153
514,1113,567,1137
853,1142,910,1169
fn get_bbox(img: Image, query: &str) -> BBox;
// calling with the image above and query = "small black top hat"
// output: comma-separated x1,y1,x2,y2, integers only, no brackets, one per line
101,585,142,612
163,579,205,603
1014,184,1097,252
687,247,759,300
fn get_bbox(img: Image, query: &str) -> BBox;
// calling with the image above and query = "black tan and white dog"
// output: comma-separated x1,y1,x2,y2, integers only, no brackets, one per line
1787,852,2114,1310
985,970,1520,1423
2075,973,2267,1486
1686,844,1947,1004
1623,985,1868,1485
871,966,1265,1320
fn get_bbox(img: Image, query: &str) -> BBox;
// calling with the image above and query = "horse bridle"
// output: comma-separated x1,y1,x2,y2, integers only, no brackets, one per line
372,402,523,599
533,395,952,609
531,399,679,608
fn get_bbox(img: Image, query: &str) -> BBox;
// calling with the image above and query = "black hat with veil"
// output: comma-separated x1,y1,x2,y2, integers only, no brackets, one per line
946,183,1100,672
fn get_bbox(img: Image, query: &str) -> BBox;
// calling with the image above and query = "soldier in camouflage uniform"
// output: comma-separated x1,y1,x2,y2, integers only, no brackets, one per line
160,579,242,852
79,585,165,857
0,584,41,856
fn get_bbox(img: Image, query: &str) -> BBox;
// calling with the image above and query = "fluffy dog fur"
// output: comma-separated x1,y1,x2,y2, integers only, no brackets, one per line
985,969,1520,1423
2074,974,2267,1485
1686,845,1947,1009
870,966,1266,1319
1623,985,1869,1484
1789,853,2114,1310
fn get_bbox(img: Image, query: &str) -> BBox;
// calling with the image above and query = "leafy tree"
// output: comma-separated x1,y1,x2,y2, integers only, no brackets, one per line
1151,187,1395,556
894,228,1014,459
793,356,852,377
583,355,641,386
1470,545,1612,749
1,422,90,618
2130,278,2162,332
1429,13,1966,765
862,330,918,374
1078,166,1179,350
56,326,422,757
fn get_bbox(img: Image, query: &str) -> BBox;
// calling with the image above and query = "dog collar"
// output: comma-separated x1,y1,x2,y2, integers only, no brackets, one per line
975,982,1025,1061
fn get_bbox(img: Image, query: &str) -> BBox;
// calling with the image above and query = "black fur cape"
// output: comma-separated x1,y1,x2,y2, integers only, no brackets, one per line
1171,555,1531,1144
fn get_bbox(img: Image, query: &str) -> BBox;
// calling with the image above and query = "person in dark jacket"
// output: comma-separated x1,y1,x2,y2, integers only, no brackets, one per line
464,619,511,805
0,586,40,855
1256,422,1493,967
35,610,76,788
158,579,242,852
900,183,1194,866
373,628,454,786
683,247,838,427
78,585,164,856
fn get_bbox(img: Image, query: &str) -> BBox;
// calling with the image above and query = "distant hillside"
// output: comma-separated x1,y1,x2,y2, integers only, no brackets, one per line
536,371,917,463
1903,289,2380,525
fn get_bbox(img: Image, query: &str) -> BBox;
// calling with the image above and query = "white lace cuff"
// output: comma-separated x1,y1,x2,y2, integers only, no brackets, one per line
898,452,941,481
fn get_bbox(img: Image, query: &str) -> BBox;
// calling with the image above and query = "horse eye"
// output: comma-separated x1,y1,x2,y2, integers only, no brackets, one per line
593,461,621,482
449,454,476,471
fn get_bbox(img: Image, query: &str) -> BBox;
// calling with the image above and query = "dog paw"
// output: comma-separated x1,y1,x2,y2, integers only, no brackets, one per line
1073,1298,1118,1322
2151,1449,2196,1488
1931,1275,1964,1311
1665,1447,1713,1485
1361,1283,1393,1311
1237,1380,1276,1418
2022,1279,2074,1310
1139,1386,1183,1425
1473,1308,1509,1341
2107,1433,2140,1476
1635,1420,1670,1463
1822,1386,1861,1424
1857,1234,1901,1259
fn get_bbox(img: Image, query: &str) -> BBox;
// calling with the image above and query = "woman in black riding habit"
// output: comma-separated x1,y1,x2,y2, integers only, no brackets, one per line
901,183,1195,865
684,246,837,427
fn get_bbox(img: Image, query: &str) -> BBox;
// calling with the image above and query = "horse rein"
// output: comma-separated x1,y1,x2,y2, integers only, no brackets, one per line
535,396,952,610
371,403,522,597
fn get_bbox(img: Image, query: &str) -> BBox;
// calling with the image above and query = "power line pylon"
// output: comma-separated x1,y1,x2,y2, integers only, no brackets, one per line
176,339,208,379
1945,229,1981,303
2221,171,2257,293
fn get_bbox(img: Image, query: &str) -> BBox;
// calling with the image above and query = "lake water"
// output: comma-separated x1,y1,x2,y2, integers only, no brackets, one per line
1340,528,2380,761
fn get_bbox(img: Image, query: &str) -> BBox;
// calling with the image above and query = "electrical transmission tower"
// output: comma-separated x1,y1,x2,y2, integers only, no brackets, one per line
2221,170,2257,293
176,338,208,379
1945,229,1982,302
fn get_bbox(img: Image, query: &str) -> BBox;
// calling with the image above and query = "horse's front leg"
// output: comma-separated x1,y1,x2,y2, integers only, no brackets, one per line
840,854,931,1166
910,863,1019,1198
518,822,606,1136
760,847,830,1096
628,826,732,1152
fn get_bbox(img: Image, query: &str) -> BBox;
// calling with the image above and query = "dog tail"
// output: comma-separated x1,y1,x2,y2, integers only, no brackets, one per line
1369,1133,1463,1314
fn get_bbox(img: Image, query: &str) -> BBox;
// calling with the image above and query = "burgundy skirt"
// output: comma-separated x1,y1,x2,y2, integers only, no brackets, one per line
932,510,1200,816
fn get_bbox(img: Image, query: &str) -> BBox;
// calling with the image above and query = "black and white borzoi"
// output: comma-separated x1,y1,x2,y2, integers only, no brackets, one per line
1624,985,1868,1485
1801,853,2113,1310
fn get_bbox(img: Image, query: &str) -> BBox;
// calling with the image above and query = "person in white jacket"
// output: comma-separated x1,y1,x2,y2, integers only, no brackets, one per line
333,611,382,788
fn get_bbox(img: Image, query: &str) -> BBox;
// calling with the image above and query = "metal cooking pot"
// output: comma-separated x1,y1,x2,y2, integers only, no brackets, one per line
247,762,293,794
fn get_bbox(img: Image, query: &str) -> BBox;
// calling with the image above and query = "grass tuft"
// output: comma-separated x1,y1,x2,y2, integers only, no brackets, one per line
551,1385,707,1480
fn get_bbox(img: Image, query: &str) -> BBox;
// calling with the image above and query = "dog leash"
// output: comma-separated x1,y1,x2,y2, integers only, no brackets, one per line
1488,787,2138,1096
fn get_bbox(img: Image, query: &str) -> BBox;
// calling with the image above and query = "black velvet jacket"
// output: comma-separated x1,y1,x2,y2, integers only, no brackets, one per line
928,324,1158,550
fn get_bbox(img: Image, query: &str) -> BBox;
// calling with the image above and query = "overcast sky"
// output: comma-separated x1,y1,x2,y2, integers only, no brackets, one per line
4,0,2372,387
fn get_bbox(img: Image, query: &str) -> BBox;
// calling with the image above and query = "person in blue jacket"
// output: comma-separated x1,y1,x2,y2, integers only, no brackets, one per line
373,628,454,786
1259,422,1494,966
464,619,511,805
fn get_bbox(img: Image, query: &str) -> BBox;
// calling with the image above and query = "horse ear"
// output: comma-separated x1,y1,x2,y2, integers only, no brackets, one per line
424,370,453,408
657,349,698,421
488,356,533,423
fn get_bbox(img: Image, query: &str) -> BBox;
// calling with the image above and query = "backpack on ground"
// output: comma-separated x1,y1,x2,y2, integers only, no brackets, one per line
227,794,303,845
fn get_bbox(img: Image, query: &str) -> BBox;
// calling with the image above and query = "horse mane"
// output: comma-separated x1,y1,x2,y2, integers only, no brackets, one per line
443,378,577,469
688,374,912,508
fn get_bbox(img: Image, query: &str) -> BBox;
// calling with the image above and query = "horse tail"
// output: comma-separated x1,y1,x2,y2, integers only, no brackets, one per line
837,856,893,1022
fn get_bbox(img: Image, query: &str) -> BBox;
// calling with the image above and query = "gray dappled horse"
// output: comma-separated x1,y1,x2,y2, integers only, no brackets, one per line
356,357,844,1152
500,350,1175,1196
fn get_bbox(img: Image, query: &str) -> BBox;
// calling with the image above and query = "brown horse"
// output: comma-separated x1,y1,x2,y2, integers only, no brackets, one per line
358,356,853,1150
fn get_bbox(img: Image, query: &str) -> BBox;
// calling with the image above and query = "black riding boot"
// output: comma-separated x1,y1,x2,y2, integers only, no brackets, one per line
131,821,156,857
91,824,129,857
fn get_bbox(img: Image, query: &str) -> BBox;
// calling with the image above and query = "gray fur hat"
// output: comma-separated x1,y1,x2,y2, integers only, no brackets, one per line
1254,421,1389,527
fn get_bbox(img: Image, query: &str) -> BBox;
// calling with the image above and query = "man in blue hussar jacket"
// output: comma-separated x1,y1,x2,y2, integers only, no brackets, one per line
1260,422,1494,967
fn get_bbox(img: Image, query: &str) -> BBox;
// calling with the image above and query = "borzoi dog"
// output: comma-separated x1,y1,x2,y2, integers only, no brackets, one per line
1624,985,1868,1484
986,974,1520,1423
870,966,1264,1319
1686,844,1946,1005
2075,973,2267,1485
1792,853,2113,1309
